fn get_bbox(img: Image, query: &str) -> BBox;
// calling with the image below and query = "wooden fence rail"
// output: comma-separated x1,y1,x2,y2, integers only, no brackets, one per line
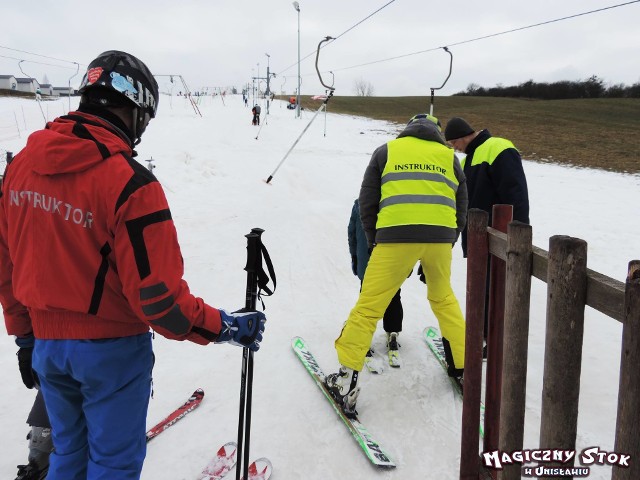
459,206,639,480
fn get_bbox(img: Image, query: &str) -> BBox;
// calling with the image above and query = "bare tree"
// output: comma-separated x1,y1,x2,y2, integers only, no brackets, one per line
354,78,375,96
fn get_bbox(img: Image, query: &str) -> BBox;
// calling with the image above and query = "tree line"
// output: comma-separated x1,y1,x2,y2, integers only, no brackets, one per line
455,76,640,99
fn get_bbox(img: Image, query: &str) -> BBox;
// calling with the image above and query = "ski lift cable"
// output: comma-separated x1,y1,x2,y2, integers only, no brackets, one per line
0,54,80,70
332,0,397,42
275,0,397,77
265,36,336,185
329,0,640,74
0,45,84,66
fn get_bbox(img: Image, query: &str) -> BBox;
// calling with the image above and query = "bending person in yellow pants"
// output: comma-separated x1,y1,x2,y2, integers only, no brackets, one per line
336,243,465,372
325,113,468,417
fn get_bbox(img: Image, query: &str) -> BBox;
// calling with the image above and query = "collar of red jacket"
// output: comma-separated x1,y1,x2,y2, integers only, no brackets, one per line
25,111,134,176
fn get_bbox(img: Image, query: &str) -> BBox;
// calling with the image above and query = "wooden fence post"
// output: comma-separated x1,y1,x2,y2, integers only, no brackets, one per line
498,222,533,480
539,235,587,461
484,204,512,461
612,260,640,480
460,209,489,480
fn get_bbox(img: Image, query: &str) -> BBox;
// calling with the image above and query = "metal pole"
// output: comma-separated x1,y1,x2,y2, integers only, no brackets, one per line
293,2,301,119
265,53,271,114
68,62,79,113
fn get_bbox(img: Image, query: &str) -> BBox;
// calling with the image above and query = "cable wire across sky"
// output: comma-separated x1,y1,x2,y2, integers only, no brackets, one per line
279,0,640,79
0,46,83,70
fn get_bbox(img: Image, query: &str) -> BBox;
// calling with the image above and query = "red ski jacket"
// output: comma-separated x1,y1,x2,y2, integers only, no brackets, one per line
0,112,221,344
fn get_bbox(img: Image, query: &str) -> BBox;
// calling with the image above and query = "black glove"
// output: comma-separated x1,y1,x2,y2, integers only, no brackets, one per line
351,255,358,276
17,347,39,389
417,264,426,284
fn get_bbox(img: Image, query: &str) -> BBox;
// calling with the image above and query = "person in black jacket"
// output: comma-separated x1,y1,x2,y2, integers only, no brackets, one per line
252,104,261,125
444,117,530,351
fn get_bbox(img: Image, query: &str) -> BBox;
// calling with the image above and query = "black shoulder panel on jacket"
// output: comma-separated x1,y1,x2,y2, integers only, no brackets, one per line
125,209,173,280
115,153,158,214
72,122,111,160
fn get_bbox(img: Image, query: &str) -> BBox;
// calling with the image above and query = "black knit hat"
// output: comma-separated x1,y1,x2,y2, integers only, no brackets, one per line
444,117,475,141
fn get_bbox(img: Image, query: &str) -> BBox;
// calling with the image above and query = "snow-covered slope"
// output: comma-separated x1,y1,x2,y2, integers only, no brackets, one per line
1,94,638,479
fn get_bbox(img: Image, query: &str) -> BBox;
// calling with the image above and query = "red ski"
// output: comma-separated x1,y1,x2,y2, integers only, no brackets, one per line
197,442,238,480
196,446,272,480
146,388,205,442
244,457,273,480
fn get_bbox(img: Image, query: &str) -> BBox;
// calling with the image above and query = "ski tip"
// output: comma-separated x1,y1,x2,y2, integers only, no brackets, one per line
246,457,273,480
193,388,205,398
423,326,439,338
217,441,238,457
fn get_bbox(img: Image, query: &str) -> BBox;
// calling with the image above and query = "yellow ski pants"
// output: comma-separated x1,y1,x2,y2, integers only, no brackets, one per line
335,243,466,371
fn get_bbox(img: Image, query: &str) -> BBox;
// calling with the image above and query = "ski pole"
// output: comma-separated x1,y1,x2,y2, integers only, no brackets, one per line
236,228,264,480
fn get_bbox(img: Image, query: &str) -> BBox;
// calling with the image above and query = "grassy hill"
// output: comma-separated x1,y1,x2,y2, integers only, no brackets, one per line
4,90,637,174
287,95,640,175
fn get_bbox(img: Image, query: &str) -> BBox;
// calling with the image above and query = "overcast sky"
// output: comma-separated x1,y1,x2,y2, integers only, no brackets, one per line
2,0,639,97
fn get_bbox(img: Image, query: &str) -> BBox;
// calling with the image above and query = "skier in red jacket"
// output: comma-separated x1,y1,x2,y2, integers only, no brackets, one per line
0,50,266,480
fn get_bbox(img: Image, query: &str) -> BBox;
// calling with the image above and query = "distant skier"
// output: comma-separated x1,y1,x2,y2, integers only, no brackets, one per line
252,104,261,125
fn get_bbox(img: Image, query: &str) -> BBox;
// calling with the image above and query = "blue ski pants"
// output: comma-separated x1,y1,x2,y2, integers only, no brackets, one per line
32,333,153,480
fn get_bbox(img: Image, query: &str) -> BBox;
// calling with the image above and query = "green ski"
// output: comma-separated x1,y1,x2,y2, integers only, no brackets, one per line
291,336,395,468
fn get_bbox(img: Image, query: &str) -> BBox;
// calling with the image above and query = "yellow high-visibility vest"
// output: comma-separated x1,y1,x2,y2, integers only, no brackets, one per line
377,136,458,229
461,137,516,169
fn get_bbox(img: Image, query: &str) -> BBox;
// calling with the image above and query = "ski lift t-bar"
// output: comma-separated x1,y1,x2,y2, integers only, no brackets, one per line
265,36,335,184
429,47,453,116
316,36,336,94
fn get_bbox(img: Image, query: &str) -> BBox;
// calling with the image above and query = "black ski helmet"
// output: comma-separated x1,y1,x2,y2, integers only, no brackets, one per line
78,50,159,143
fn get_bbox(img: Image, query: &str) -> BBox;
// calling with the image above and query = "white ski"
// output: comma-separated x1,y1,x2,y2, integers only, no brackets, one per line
292,336,396,468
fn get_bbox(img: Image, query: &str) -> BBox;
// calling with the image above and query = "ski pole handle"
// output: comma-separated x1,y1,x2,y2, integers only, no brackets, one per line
244,228,264,309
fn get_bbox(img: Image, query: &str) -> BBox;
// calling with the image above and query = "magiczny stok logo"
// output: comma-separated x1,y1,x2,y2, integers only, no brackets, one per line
482,447,630,477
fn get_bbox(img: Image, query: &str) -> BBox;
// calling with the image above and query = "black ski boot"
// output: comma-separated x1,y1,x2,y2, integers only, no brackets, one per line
387,332,401,368
15,461,48,480
325,366,360,419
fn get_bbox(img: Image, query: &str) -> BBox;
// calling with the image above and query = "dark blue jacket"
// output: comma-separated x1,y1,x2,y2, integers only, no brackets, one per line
348,199,370,280
461,129,530,256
